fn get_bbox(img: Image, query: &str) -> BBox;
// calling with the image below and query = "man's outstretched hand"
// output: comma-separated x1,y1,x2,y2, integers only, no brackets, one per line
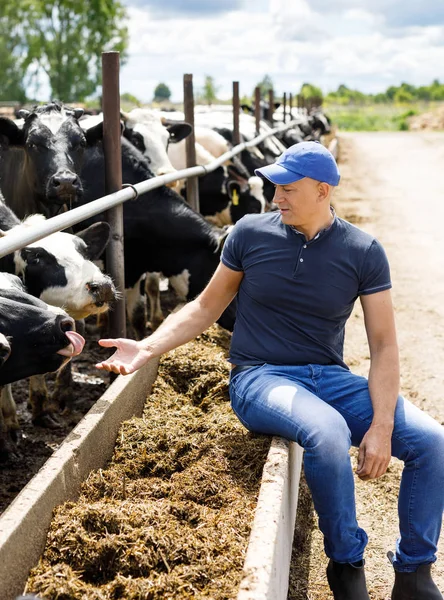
95,338,152,375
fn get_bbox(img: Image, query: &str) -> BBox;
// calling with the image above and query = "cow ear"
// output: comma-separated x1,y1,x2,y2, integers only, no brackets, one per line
226,181,242,205
83,120,124,145
83,121,104,145
75,222,111,260
165,122,193,143
0,118,26,148
73,108,84,120
20,247,50,265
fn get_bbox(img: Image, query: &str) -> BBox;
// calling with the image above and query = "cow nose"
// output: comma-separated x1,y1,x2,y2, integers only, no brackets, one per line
58,315,76,333
87,280,117,305
50,170,80,190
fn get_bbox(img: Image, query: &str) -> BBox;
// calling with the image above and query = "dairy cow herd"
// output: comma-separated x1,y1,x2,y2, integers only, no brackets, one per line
0,100,331,462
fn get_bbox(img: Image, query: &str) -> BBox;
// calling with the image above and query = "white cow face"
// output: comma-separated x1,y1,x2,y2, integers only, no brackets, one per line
122,108,192,180
11,216,117,320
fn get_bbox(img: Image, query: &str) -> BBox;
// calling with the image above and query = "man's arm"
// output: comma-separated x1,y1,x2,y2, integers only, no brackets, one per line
95,263,243,375
356,289,400,480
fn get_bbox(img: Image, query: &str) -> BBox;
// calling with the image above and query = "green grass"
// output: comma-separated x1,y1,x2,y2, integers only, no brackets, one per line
324,102,436,131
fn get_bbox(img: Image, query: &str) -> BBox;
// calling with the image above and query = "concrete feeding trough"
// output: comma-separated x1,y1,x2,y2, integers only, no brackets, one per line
237,438,304,600
0,359,304,600
0,359,159,600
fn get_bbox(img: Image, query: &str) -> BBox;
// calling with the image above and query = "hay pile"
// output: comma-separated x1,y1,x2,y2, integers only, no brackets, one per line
25,326,271,599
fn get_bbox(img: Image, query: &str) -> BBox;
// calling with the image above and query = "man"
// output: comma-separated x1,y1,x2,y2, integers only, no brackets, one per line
95,141,444,600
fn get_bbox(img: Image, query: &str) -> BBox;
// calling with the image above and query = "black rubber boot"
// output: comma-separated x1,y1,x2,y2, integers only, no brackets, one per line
388,552,443,599
326,559,370,600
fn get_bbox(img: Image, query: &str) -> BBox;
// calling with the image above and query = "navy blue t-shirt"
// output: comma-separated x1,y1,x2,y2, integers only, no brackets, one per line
221,211,391,369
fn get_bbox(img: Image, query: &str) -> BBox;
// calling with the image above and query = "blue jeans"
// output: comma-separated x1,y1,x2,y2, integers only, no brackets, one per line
229,363,444,572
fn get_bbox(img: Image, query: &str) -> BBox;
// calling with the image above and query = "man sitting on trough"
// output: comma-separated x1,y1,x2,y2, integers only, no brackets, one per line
95,141,444,600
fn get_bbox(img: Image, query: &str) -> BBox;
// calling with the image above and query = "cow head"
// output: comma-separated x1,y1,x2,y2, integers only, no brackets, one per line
308,110,331,137
0,274,85,385
121,108,192,181
0,103,103,212
1,217,117,320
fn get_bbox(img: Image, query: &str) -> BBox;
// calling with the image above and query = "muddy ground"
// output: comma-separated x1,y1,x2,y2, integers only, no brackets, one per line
289,132,444,599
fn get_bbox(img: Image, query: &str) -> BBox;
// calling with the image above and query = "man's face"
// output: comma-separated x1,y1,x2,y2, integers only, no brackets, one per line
272,177,325,227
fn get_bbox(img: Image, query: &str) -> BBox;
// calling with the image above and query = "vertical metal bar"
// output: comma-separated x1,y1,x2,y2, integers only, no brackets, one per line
183,74,199,213
268,88,274,123
283,92,287,124
255,86,261,136
289,92,293,120
102,51,126,340
232,81,240,146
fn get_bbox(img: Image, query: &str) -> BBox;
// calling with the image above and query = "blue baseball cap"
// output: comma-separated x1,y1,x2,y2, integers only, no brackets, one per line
255,141,340,186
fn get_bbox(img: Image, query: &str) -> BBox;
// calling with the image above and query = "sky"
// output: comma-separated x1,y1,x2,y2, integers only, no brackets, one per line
33,0,444,103
117,0,444,103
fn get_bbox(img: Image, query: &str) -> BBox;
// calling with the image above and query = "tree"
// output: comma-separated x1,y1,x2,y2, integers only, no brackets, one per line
121,92,142,107
300,82,324,105
153,83,171,103
255,74,274,99
5,0,129,103
202,75,218,106
394,88,414,104
0,3,28,101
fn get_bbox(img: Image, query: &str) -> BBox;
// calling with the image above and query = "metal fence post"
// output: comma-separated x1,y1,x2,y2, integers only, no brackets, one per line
102,51,126,340
233,81,240,146
183,74,199,213
255,86,261,136
289,92,293,120
268,88,274,123
283,92,287,124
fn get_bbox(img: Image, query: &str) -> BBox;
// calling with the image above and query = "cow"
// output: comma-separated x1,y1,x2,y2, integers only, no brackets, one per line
0,195,116,320
0,102,104,218
0,273,85,460
77,140,236,338
117,109,265,225
0,194,117,423
120,108,192,180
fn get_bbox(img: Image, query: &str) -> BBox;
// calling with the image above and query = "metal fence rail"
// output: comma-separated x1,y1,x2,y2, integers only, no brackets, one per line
0,119,302,259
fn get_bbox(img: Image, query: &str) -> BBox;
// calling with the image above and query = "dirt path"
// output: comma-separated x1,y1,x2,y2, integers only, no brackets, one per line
289,131,444,600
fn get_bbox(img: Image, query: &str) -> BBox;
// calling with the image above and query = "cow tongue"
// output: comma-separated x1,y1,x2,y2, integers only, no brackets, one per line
57,330,85,357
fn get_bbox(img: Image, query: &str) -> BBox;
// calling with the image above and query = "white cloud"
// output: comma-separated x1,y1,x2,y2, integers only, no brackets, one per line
115,1,444,102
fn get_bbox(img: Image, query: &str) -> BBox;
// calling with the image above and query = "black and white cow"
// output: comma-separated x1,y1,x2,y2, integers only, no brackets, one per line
116,109,265,226
78,139,236,337
0,194,116,424
0,273,85,459
120,108,192,180
0,102,104,218
0,197,116,320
